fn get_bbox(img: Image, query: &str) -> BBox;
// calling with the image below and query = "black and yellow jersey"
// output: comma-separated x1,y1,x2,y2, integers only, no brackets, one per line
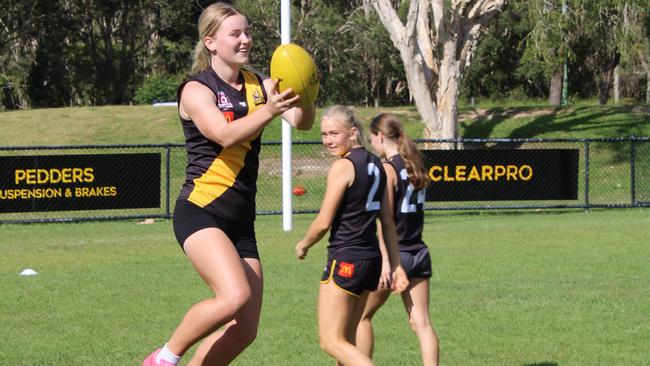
328,147,386,260
176,67,268,222
387,155,427,252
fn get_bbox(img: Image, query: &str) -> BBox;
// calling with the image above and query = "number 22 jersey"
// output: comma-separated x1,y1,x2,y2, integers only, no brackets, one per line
328,147,386,260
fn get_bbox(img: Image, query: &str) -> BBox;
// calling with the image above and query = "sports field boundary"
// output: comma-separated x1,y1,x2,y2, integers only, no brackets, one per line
1,136,648,223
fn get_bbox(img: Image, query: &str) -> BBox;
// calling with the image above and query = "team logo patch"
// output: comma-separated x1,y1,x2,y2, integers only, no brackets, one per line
217,91,233,109
223,111,234,122
252,89,265,105
337,261,355,278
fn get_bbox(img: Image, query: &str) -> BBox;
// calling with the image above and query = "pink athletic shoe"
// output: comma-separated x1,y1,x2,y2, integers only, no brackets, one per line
142,349,175,366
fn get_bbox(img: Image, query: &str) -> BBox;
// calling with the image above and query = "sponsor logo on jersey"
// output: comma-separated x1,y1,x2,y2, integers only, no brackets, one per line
217,91,233,109
252,89,265,105
338,261,355,278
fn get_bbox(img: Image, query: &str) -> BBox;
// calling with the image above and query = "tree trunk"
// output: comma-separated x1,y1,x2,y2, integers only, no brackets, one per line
647,72,650,104
642,55,650,104
548,71,562,106
435,41,461,144
598,81,610,106
402,47,439,138
372,0,505,145
598,52,620,106
613,66,620,103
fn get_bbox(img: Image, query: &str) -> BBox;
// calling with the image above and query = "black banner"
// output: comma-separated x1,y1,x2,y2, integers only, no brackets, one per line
0,153,160,213
422,149,579,201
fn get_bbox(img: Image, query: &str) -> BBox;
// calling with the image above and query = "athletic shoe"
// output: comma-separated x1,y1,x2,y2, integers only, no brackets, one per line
142,349,175,366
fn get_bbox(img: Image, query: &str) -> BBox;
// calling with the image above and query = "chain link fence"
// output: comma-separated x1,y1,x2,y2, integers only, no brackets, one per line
1,137,648,223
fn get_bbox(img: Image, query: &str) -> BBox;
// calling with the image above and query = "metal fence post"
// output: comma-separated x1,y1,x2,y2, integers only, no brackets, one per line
584,141,590,209
165,144,171,218
630,136,637,207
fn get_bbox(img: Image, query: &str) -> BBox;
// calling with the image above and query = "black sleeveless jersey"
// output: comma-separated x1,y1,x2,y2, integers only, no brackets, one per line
387,155,426,251
176,67,268,222
328,147,386,259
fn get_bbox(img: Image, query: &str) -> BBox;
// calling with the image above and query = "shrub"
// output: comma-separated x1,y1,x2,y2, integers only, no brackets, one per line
134,73,182,105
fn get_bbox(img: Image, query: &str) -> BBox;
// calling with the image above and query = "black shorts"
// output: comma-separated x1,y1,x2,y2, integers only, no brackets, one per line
400,246,432,279
173,199,259,259
320,255,382,296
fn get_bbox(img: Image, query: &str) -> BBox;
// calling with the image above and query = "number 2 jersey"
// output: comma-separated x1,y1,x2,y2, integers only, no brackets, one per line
387,154,427,251
176,67,268,222
328,147,386,260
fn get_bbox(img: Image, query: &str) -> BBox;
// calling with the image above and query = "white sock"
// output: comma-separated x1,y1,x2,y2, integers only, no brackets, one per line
156,344,181,365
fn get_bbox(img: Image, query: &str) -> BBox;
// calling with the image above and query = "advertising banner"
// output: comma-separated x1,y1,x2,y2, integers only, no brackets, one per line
422,149,579,201
0,153,160,213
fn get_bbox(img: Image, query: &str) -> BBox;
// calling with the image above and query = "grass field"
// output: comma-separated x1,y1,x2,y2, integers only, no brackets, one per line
1,102,649,364
1,209,649,365
0,102,648,146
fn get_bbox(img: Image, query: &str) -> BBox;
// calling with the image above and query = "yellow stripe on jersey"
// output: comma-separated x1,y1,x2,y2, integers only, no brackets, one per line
188,70,266,208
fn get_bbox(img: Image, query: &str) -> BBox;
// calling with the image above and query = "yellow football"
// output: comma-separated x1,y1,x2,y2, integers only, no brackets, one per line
270,43,319,108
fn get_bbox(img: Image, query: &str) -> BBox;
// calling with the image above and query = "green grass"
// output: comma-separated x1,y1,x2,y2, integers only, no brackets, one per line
1,209,649,365
0,104,426,146
459,102,650,139
1,103,648,363
2,102,647,146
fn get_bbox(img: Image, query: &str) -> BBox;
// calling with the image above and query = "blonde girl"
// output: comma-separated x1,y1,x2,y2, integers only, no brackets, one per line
143,2,314,365
295,106,408,366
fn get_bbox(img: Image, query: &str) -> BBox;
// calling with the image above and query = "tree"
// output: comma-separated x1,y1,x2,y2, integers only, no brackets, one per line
525,0,577,106
237,0,407,107
637,11,650,104
463,2,541,101
371,0,506,141
0,0,39,109
26,1,72,108
525,0,649,106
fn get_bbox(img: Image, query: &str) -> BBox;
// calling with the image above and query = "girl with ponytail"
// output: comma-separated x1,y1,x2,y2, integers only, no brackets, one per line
143,2,315,365
358,113,440,366
295,106,409,366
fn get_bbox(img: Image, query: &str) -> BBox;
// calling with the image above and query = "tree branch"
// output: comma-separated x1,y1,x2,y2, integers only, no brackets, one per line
416,0,438,92
456,0,506,73
371,0,405,49
431,0,446,42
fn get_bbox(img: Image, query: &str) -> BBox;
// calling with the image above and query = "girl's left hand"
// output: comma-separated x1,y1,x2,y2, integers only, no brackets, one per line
378,260,392,289
391,266,409,293
265,79,300,116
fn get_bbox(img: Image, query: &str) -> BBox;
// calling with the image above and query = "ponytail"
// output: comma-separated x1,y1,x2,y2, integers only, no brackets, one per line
370,113,429,190
191,40,211,75
398,135,428,191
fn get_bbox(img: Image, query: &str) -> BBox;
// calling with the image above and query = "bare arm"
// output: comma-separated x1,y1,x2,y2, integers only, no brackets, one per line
179,79,300,148
376,161,398,288
378,180,409,293
295,159,354,259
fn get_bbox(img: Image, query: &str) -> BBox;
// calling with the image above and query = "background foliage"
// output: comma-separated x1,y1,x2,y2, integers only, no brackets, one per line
0,0,648,110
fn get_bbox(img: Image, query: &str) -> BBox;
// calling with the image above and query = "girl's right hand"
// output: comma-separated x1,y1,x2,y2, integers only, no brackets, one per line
265,79,300,116
391,266,409,293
